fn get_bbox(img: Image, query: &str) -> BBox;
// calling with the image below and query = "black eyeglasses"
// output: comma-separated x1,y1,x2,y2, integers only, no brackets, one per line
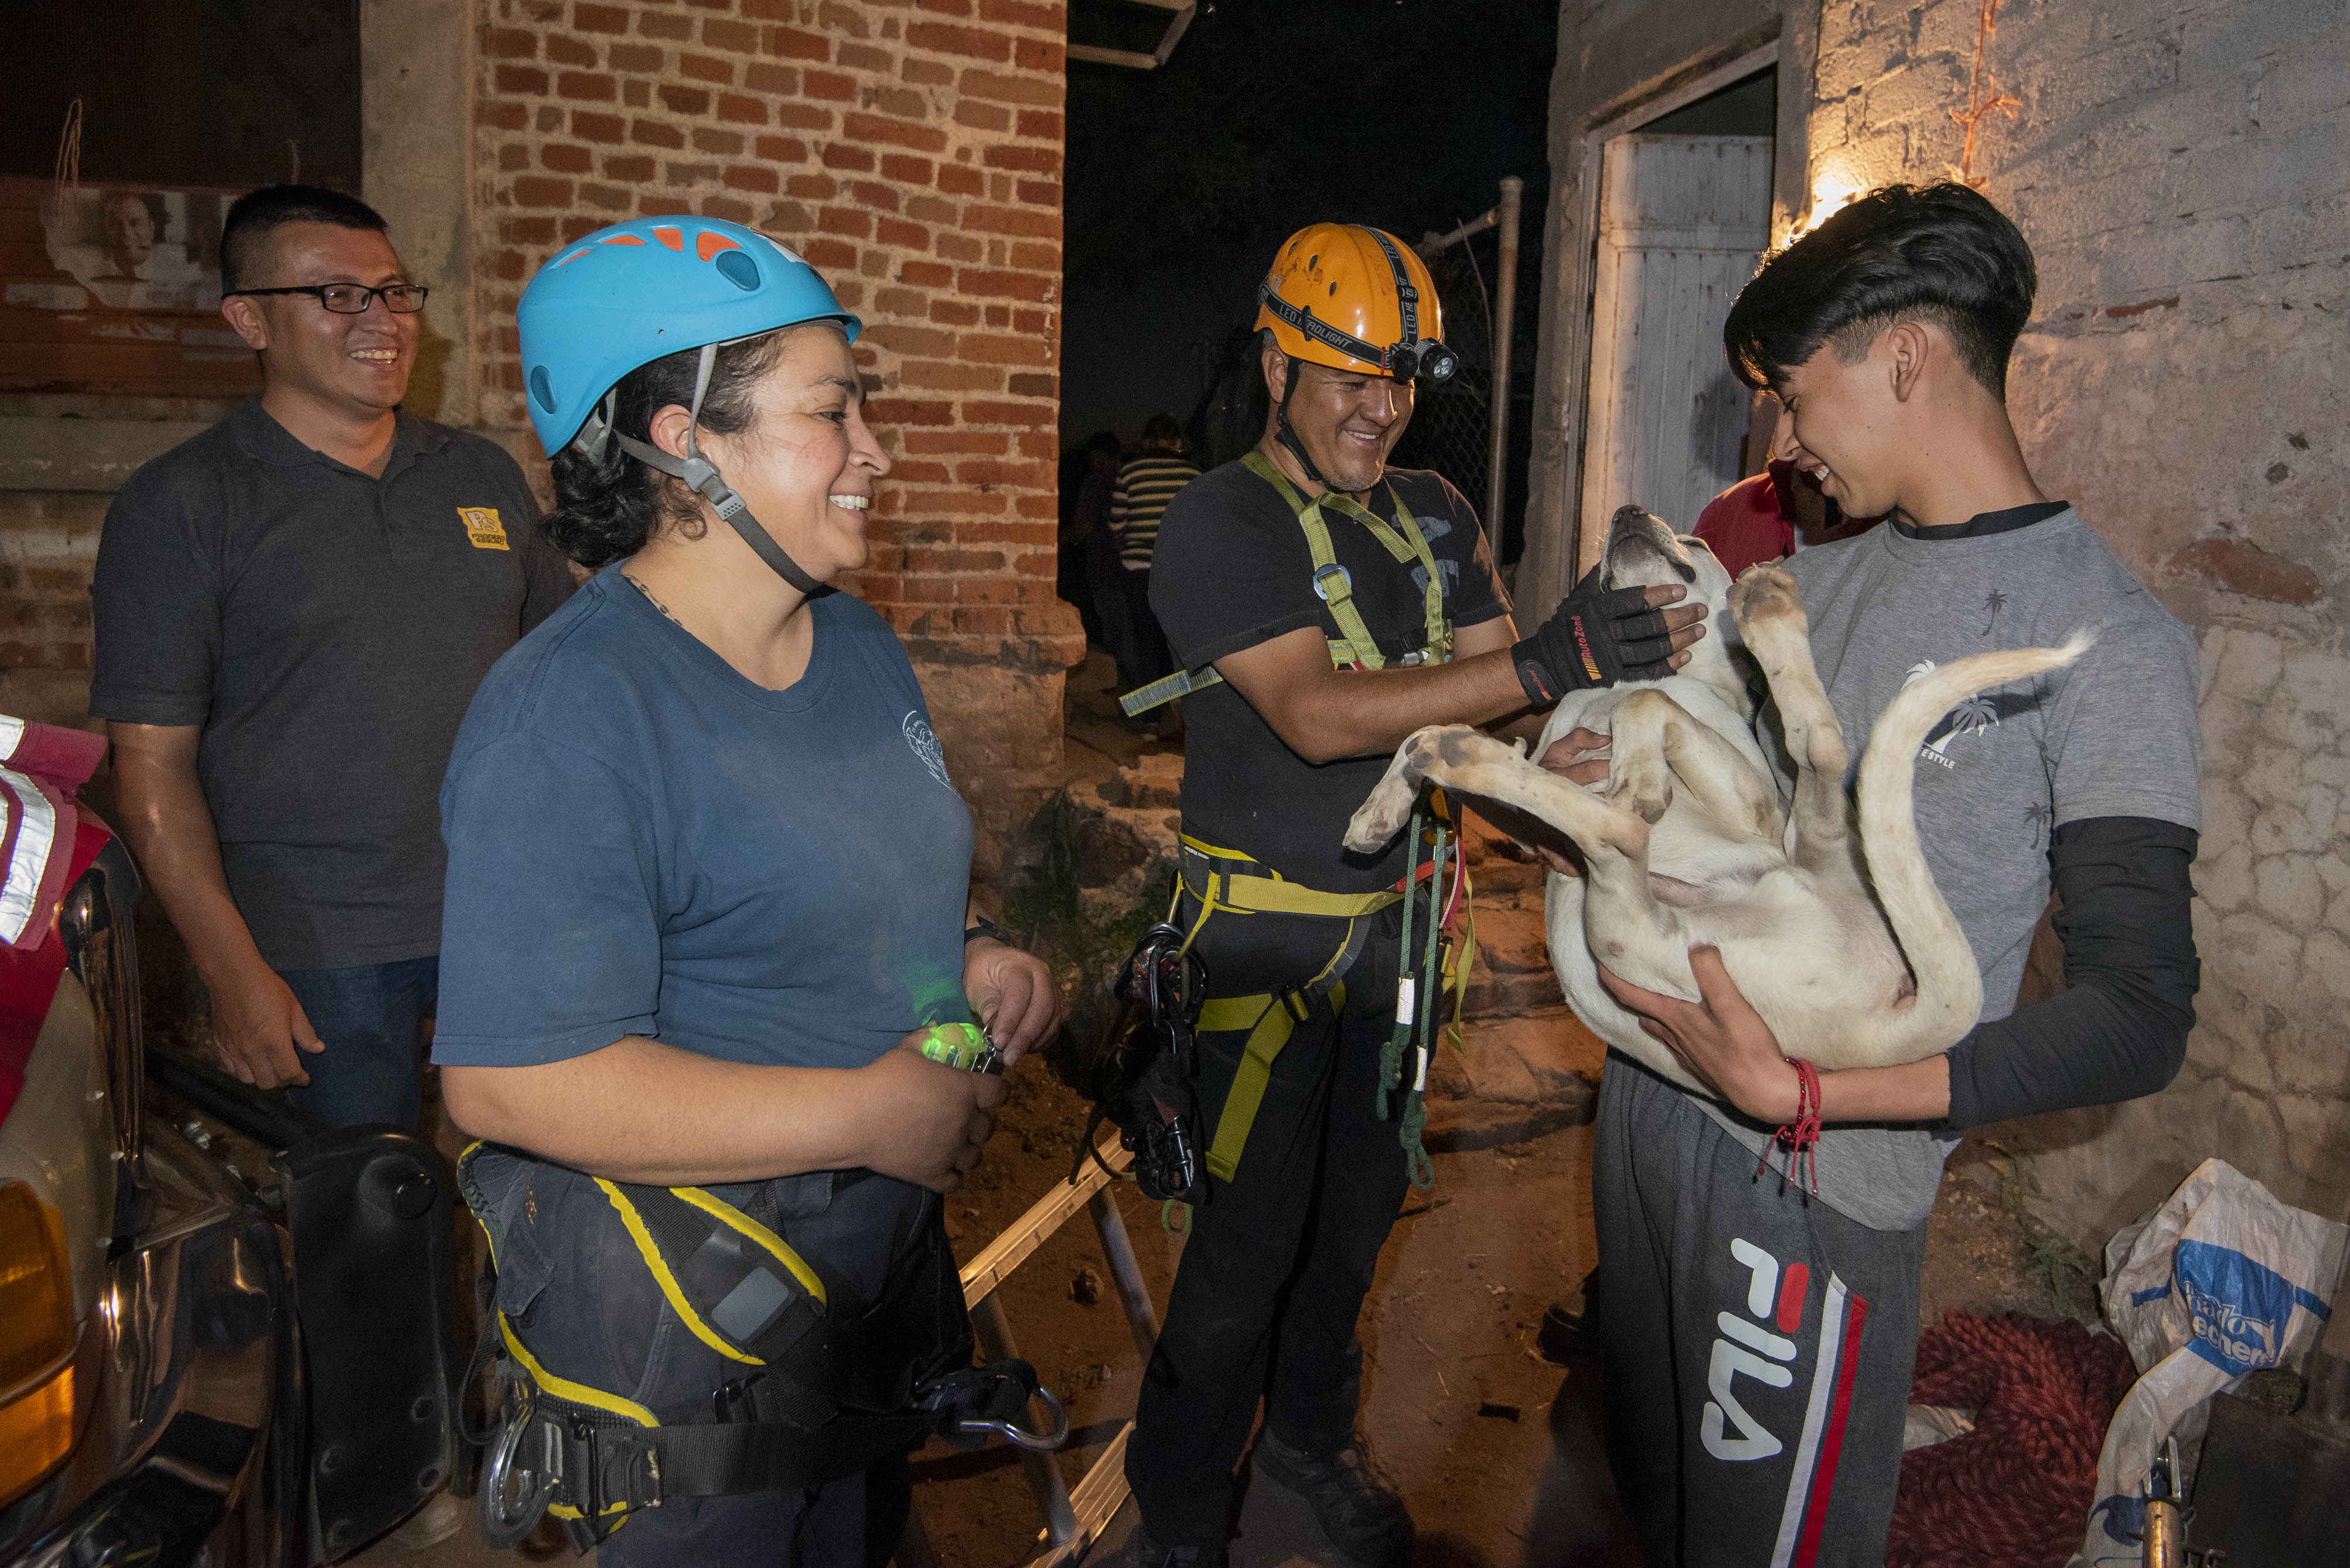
226,283,430,314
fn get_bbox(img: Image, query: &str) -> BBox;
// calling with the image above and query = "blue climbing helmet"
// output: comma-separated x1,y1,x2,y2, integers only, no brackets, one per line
517,216,864,592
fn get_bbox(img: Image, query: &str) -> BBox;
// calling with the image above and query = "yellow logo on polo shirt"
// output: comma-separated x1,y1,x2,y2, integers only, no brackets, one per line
458,507,510,550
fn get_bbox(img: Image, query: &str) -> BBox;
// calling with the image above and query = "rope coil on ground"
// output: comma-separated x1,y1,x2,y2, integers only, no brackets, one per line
1886,1311,2138,1568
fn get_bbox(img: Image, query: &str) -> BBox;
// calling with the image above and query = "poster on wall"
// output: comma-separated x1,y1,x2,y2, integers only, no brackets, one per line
1,176,258,399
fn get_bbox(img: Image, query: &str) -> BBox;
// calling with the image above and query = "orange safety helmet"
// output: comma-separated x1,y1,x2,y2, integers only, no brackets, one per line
1255,223,1457,384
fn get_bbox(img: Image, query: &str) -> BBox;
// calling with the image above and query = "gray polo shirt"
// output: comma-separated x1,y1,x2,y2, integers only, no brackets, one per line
90,396,576,971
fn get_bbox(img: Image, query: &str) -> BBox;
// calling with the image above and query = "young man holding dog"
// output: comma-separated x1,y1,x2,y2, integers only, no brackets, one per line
1119,223,1708,1568
1574,184,2201,1564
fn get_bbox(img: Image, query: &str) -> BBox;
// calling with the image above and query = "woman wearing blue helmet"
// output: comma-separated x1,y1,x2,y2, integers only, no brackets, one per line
429,217,1060,1564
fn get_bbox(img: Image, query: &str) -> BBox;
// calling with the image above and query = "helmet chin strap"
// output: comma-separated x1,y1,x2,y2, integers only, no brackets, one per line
1273,356,1332,491
585,343,827,596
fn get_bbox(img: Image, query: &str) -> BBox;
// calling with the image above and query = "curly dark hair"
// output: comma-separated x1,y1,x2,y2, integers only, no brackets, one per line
544,329,798,567
1723,183,2037,401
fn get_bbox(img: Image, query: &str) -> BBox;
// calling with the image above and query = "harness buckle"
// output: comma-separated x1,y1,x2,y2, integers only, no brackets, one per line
1312,562,1353,603
1278,984,1315,1024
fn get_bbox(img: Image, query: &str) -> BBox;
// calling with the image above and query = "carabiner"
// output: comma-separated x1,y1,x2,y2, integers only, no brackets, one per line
955,1384,1072,1453
476,1381,557,1548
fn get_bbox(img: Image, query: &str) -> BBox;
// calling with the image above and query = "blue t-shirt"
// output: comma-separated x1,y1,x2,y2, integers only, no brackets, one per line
432,569,975,1071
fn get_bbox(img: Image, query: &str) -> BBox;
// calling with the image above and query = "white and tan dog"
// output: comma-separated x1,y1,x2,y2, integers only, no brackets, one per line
1343,505,2086,1095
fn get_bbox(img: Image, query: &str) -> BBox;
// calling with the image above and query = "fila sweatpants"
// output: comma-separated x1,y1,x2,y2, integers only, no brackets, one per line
1591,1053,1929,1568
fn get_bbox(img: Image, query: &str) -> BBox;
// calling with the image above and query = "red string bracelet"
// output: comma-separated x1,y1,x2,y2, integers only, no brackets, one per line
1755,1057,1823,1198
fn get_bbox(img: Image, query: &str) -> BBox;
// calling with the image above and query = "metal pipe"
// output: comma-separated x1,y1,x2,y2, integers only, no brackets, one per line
1485,176,1523,561
1088,1188,1162,1364
1414,207,1496,259
970,1292,1080,1545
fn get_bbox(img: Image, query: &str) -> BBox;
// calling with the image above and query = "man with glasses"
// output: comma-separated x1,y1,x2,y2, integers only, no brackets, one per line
91,184,577,1139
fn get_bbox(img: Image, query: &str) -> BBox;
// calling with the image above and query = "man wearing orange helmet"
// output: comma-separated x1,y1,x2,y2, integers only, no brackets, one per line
1120,224,1707,1568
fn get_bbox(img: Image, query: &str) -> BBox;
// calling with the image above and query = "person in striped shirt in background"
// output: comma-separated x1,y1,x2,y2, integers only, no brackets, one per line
1110,413,1200,735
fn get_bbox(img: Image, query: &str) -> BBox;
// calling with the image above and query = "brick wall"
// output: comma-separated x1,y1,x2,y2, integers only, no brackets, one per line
1806,0,2350,1238
472,0,1083,852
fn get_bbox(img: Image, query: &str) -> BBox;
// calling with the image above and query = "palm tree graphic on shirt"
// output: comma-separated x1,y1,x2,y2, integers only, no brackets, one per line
2024,801,2053,847
1980,589,2008,634
1904,659,2003,760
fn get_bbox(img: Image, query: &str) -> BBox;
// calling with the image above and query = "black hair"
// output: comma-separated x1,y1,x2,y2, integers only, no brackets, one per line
1723,183,2037,400
1142,412,1183,445
1086,429,1123,456
220,184,390,292
545,330,794,568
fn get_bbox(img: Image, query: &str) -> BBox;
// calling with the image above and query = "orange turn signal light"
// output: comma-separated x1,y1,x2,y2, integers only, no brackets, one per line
0,1180,76,1507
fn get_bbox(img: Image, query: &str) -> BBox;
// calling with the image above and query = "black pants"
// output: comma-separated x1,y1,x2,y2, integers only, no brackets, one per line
1121,563,1175,689
1125,904,1411,1547
1592,1054,1928,1568
467,1153,932,1568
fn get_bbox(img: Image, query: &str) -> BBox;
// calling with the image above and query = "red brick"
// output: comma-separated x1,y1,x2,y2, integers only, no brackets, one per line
959,69,1055,107
841,110,947,153
960,333,1050,367
866,398,954,425
1008,240,1058,271
930,298,981,326
983,144,1060,173
954,608,1013,637
874,285,927,315
492,248,527,281
765,26,831,61
818,0,872,36
582,183,632,212
499,143,530,171
1016,108,1062,139
538,104,565,131
631,118,686,148
842,180,896,211
803,70,857,100
702,18,759,52
937,165,984,196
899,259,953,288
979,0,1064,26
864,322,957,357
840,42,896,73
955,100,1011,132
609,42,663,71
818,206,874,238
480,100,530,130
906,21,1010,62
560,214,602,242
905,194,958,224
485,28,538,57
574,109,625,142
954,577,1019,603
801,237,859,269
955,267,1052,302
953,458,1050,487
725,164,780,193
558,71,618,101
693,126,745,154
659,84,710,114
880,153,933,184
640,11,691,39
785,173,837,199
902,57,953,87
680,52,734,84
963,202,1057,239
756,135,810,162
875,216,928,249
703,196,755,223
542,142,593,173
904,430,1008,455
984,303,1010,326
1006,372,1056,398
603,152,656,180
1016,177,1058,206
495,63,550,95
775,101,834,130
664,159,721,185
1014,37,1062,72
821,143,876,172
745,62,797,94
575,2,630,33
936,232,984,262
718,93,769,124
624,79,651,106
1014,432,1054,458
892,462,953,485
513,176,576,208
546,33,597,67
899,358,1007,392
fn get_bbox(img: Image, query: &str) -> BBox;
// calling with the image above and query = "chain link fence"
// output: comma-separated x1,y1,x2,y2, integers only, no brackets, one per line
1385,230,1495,519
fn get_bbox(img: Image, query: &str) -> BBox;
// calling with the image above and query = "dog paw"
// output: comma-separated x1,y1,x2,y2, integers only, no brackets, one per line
1728,564,1804,633
1604,756,1672,825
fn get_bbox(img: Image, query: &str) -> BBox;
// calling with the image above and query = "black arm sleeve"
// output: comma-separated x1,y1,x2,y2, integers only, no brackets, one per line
1941,816,2200,1132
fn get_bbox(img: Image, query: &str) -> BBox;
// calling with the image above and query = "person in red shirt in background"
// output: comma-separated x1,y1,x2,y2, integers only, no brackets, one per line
1695,409,1886,573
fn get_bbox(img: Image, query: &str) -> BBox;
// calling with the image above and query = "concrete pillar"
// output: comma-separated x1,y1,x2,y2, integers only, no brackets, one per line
360,0,475,428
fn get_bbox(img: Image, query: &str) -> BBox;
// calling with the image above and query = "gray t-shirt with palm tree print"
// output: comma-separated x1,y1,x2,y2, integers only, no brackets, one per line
1692,505,2203,1231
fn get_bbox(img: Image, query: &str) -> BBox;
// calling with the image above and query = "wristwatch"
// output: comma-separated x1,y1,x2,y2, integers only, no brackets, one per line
964,914,1014,947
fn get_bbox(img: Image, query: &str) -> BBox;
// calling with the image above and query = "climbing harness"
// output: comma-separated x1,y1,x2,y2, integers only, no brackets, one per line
1121,449,1452,718
457,1146,1065,1550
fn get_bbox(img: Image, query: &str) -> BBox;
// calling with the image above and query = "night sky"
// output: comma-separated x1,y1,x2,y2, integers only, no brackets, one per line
1059,0,1558,450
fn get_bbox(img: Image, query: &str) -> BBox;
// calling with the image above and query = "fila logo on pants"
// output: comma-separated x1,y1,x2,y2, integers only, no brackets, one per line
1700,1238,1871,1568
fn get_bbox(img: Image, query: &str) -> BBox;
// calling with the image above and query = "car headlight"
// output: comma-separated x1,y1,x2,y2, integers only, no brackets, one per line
0,1179,75,1507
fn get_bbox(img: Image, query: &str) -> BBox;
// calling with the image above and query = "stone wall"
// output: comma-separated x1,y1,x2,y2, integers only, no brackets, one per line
472,0,1083,855
1806,0,2350,1241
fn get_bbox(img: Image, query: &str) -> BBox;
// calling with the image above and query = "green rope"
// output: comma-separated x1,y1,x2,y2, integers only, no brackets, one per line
1379,805,1423,1122
1401,822,1448,1188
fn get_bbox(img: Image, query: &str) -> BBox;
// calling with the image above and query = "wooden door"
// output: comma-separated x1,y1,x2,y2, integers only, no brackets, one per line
1578,134,1773,554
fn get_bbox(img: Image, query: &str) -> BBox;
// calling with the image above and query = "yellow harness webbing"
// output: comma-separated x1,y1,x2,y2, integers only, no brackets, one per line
1120,452,1452,716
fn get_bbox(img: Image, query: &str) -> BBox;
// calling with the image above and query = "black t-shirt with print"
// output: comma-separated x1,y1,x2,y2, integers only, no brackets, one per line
1148,458,1510,891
